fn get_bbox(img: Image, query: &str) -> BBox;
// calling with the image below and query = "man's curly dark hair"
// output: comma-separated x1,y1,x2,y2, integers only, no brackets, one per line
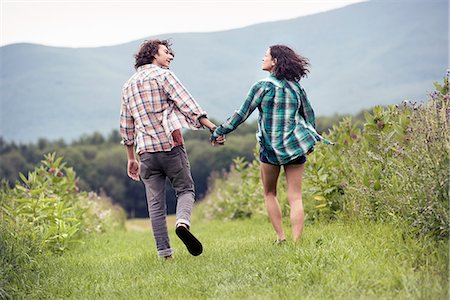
134,39,173,69
270,45,310,82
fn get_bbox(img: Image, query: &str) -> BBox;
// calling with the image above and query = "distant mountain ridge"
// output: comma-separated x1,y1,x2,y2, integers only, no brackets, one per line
1,0,448,142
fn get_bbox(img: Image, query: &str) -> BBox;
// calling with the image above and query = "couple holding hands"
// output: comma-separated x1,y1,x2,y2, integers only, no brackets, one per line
119,39,330,259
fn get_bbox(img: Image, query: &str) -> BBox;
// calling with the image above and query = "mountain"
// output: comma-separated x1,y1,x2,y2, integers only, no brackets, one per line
1,0,448,143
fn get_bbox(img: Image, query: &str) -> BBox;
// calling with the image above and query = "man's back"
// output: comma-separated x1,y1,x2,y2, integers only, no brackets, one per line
119,39,218,259
120,64,206,154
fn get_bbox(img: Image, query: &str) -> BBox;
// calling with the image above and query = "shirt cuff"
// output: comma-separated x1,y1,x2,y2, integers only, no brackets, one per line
120,139,135,146
211,126,222,140
197,113,208,129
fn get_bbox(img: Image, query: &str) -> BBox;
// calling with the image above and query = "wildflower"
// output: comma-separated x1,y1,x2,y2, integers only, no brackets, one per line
98,209,111,220
429,91,440,100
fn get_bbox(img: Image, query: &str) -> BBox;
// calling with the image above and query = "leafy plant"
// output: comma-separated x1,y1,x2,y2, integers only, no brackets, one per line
201,154,266,220
0,153,127,298
201,72,449,240
306,72,449,239
4,153,83,252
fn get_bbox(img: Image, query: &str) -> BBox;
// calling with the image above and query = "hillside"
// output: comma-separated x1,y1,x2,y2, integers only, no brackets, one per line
0,0,447,142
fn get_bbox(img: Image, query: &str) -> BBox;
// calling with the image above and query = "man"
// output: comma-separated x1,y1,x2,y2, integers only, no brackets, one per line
120,39,223,259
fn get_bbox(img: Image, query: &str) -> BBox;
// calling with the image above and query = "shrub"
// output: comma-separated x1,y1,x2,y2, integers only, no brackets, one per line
0,181,43,299
200,155,265,220
199,149,295,221
201,73,449,240
0,153,126,298
79,191,126,234
306,72,449,239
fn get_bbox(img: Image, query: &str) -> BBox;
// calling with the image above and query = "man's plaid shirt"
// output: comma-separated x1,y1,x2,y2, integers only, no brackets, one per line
120,64,206,154
212,74,332,165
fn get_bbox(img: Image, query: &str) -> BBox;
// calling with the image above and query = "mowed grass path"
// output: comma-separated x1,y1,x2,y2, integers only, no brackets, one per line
34,217,447,299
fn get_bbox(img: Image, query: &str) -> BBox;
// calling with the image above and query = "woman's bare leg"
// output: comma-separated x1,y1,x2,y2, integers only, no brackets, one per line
284,163,305,242
260,162,285,241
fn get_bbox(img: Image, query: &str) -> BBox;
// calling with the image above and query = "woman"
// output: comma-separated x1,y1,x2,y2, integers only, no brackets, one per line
211,45,331,243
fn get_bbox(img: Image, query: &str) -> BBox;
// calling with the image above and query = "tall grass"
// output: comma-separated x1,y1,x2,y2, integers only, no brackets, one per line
20,217,449,299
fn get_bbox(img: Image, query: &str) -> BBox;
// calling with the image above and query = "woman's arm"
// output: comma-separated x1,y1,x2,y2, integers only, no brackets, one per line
211,82,269,140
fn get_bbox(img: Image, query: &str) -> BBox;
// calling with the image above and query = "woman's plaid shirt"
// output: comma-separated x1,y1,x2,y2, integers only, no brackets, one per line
212,75,332,165
120,64,206,154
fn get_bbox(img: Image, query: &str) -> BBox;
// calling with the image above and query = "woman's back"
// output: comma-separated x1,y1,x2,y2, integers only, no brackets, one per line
256,75,318,164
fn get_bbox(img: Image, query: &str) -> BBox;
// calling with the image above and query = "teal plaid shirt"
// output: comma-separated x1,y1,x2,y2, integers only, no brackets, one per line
212,74,332,165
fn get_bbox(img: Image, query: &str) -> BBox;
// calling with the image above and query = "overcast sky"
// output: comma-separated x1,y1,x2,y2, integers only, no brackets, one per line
1,0,366,48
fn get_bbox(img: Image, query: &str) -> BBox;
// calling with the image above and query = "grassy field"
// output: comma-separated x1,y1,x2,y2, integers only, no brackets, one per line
29,217,448,299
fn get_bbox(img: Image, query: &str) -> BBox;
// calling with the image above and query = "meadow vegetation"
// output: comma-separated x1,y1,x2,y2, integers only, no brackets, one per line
0,74,448,299
0,116,353,218
201,74,449,241
3,218,448,299
0,153,126,299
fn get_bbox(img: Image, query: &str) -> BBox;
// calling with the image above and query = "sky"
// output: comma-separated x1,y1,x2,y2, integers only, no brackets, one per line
1,0,366,48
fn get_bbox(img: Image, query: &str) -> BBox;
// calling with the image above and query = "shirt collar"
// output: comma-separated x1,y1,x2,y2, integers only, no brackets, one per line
136,64,159,72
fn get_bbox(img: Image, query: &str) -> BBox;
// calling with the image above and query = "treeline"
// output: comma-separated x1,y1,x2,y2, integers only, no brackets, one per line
0,115,362,217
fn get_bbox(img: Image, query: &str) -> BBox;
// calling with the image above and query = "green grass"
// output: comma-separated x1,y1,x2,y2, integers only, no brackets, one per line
27,217,448,299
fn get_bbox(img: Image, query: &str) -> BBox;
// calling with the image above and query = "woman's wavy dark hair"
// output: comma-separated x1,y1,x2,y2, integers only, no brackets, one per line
270,45,310,82
134,39,173,69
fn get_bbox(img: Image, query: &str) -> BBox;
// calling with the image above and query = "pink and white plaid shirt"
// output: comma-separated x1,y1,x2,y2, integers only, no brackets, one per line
120,64,207,154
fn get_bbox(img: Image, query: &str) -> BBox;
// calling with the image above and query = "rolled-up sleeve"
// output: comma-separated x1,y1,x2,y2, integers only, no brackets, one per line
119,94,135,145
162,71,207,128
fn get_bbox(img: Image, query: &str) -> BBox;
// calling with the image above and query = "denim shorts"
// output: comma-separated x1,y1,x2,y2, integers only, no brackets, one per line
259,151,306,166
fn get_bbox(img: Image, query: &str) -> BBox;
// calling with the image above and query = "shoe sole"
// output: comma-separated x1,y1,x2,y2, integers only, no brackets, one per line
175,226,203,256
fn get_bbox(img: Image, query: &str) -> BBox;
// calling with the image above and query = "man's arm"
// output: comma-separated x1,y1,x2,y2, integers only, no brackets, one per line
162,71,207,128
120,94,136,145
199,117,225,145
120,93,140,181
199,116,216,132
161,71,225,144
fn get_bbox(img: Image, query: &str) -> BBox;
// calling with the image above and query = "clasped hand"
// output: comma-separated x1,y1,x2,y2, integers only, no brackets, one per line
211,135,226,146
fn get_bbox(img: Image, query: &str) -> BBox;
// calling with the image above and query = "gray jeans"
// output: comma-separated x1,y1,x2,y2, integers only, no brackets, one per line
139,145,195,257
